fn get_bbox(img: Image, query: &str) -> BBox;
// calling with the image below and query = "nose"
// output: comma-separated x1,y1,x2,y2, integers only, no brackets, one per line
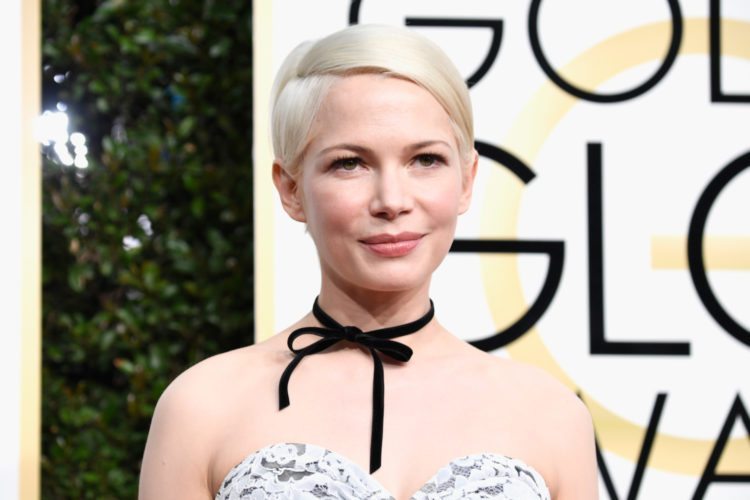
369,166,413,220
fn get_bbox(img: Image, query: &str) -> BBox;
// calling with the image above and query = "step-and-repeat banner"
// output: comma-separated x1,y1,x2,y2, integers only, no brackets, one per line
253,0,749,498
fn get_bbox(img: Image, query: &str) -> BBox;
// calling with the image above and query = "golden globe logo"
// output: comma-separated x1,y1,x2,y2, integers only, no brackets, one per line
452,6,750,499
264,1,750,497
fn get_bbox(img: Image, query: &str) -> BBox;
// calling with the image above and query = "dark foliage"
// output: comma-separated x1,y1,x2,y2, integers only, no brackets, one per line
41,0,253,497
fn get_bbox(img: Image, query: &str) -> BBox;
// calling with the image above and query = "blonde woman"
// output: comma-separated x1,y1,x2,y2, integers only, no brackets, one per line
139,24,598,500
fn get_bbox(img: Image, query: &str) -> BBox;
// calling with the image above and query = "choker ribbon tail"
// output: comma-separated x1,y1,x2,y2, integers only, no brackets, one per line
277,299,434,473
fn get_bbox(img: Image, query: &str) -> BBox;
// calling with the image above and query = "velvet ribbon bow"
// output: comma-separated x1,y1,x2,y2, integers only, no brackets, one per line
278,297,435,473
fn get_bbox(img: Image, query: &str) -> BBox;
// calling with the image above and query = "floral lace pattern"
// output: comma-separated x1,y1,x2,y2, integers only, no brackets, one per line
215,442,550,499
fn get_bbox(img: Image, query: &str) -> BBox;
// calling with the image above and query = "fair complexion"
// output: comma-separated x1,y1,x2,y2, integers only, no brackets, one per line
139,73,598,499
273,74,477,350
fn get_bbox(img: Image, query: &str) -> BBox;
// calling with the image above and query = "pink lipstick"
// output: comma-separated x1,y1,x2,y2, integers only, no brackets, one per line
360,232,423,257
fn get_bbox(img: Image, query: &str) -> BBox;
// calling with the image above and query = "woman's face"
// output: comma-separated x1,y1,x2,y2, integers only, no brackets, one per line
275,73,477,294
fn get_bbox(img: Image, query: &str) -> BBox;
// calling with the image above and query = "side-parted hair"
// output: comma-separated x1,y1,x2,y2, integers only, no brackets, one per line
271,24,474,177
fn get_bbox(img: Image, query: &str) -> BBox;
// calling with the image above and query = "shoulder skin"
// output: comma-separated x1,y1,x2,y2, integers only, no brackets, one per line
138,347,266,500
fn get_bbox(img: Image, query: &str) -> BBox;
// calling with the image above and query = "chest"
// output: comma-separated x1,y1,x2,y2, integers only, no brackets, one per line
215,442,551,500
209,354,548,497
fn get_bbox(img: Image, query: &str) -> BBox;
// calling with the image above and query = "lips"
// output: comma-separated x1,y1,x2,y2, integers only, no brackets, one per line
359,232,424,257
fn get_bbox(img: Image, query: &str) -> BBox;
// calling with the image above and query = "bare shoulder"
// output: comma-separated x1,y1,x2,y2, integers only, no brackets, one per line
138,345,276,499
481,354,599,499
159,344,274,407
492,356,590,424
154,345,274,425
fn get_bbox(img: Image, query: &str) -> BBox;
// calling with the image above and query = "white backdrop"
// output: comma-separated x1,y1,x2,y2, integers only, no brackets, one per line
253,1,750,498
1,0,40,499
0,0,24,494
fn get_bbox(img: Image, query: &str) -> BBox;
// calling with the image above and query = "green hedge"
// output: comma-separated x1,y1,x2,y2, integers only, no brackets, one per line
41,0,253,497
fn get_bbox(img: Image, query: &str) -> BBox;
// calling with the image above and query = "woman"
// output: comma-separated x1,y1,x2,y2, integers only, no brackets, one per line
139,24,598,499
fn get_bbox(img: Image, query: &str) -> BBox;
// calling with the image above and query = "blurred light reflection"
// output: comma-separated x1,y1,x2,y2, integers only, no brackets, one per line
35,110,68,145
122,235,142,251
74,156,88,169
137,214,153,236
53,142,73,166
70,132,85,146
35,107,89,168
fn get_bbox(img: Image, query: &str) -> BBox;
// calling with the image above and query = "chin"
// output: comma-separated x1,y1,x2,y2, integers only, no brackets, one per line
354,265,435,293
321,249,444,293
361,279,425,293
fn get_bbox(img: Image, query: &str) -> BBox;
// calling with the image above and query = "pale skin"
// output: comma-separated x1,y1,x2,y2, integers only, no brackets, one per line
139,74,599,499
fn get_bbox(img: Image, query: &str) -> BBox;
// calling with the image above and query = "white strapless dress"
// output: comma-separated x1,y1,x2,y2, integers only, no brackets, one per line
215,442,550,499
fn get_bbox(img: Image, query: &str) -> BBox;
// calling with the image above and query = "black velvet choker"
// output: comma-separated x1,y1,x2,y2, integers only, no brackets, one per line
278,297,435,473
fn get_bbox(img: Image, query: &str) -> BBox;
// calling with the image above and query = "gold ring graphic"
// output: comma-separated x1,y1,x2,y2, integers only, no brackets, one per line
482,18,750,475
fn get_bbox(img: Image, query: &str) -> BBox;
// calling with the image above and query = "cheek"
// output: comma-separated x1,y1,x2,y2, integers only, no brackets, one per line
304,182,367,240
422,180,463,223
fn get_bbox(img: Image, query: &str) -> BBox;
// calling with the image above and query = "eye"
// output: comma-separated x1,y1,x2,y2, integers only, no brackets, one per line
414,153,445,167
331,156,362,171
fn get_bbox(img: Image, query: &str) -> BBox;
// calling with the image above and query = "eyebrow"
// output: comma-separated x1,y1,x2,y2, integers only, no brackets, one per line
407,140,453,151
318,140,453,156
318,143,373,156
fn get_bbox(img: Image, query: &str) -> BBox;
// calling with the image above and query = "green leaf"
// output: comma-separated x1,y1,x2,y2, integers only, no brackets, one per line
177,116,196,138
190,196,204,217
208,38,231,58
41,0,253,496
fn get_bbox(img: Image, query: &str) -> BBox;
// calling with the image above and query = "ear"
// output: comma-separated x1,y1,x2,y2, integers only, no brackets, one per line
272,161,307,222
458,149,479,214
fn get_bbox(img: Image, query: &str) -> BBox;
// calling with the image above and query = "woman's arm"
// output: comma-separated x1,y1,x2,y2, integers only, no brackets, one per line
138,369,216,500
550,394,599,500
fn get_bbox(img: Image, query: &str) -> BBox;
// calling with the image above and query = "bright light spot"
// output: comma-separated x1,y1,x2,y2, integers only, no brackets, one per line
137,214,154,236
37,109,90,168
122,235,142,251
56,102,67,111
70,132,86,146
35,110,69,145
53,74,66,83
53,142,74,166
74,155,89,169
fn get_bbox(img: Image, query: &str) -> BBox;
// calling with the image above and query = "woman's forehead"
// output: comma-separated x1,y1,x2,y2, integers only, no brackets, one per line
321,74,436,110
309,74,457,151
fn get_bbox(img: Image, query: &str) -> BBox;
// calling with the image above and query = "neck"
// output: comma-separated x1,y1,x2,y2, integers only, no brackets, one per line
314,279,442,352
318,283,430,327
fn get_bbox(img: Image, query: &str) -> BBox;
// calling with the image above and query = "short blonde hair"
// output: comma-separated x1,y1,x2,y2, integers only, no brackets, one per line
271,24,474,176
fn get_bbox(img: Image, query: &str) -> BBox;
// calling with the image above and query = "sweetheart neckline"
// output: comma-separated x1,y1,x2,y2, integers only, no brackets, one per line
217,441,550,499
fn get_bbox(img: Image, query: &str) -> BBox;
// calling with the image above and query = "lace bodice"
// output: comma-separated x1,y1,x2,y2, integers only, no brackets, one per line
215,442,550,499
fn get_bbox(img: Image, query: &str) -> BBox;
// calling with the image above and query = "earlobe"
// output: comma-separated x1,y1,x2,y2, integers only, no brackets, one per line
458,149,479,214
272,161,307,222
